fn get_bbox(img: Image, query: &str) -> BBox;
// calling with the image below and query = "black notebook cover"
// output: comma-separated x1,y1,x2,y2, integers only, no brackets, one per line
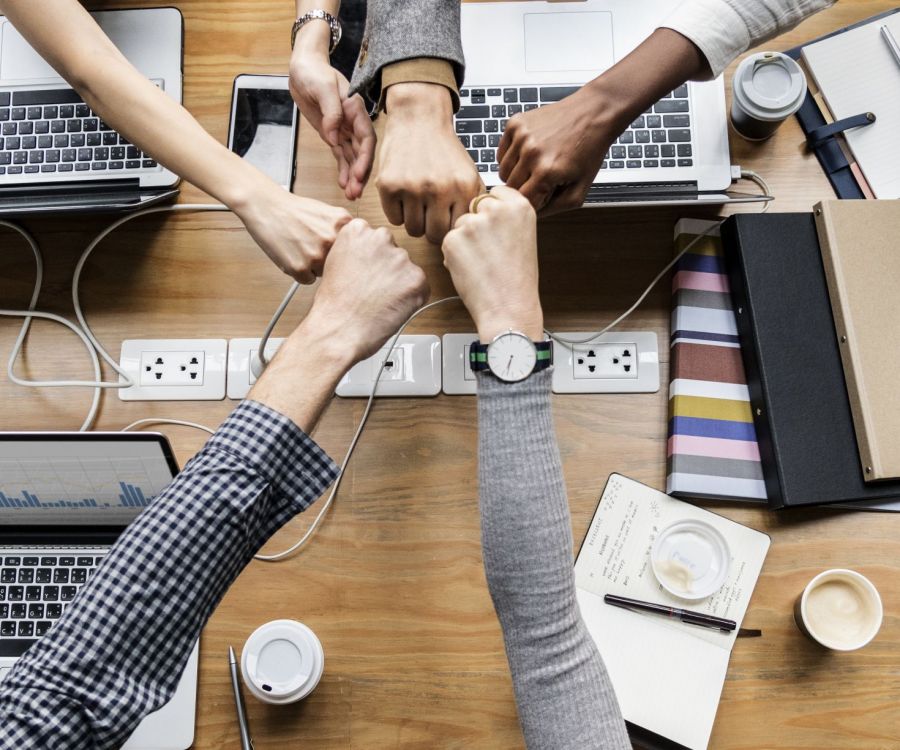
721,213,900,509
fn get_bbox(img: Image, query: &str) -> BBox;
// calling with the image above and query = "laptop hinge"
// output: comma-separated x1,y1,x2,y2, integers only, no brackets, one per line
587,181,699,198
0,178,142,196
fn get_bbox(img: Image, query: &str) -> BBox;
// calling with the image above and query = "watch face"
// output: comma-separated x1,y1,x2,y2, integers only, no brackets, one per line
487,332,537,382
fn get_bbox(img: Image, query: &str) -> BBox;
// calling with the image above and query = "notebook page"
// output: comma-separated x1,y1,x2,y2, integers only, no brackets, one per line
802,15,900,198
574,474,770,749
575,474,770,650
576,588,729,750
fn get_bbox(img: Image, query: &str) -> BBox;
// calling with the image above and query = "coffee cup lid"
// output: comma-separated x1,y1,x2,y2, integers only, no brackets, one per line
651,519,730,600
734,52,807,121
240,619,324,704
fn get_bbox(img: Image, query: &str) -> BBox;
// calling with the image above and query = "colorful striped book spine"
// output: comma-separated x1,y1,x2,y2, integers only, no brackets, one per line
667,219,767,502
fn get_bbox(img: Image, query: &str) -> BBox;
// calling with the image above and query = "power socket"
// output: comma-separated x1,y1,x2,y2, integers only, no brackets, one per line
552,332,659,394
442,333,478,395
336,335,441,397
119,339,227,401
226,337,286,400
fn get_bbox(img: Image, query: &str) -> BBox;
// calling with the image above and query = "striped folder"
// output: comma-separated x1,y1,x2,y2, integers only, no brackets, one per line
667,219,767,503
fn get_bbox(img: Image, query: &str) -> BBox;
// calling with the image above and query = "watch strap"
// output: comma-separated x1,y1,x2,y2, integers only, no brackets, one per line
469,340,552,373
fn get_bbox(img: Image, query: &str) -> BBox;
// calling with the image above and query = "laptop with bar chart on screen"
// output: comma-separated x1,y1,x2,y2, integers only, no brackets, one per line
0,431,198,750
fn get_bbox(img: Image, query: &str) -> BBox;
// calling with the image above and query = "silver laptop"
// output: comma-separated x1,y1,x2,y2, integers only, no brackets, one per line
0,432,197,750
0,8,182,215
457,0,757,207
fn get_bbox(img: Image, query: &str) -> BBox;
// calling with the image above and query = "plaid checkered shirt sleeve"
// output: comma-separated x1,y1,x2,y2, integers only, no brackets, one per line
0,400,339,750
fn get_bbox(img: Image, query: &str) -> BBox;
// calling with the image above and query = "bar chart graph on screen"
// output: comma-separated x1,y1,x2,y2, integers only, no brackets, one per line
0,455,172,512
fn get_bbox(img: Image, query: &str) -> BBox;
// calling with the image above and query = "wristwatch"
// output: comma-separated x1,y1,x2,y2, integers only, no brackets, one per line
291,10,342,53
469,330,553,383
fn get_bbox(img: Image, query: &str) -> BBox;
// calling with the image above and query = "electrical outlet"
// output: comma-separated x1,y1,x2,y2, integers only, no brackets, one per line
336,335,441,397
139,350,205,386
442,333,478,395
226,337,286,400
573,343,637,379
552,332,659,394
118,339,227,401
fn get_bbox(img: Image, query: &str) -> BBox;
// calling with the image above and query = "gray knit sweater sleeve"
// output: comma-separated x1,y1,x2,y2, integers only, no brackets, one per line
476,369,630,750
349,0,465,103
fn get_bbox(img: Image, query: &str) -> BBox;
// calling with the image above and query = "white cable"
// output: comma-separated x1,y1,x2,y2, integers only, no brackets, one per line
0,220,105,430
740,168,772,212
254,295,461,562
545,169,772,348
121,417,215,435
72,203,230,379
0,204,228,431
257,281,300,370
546,220,725,347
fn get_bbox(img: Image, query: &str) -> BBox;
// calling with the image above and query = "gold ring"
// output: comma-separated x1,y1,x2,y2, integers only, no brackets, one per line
469,193,498,214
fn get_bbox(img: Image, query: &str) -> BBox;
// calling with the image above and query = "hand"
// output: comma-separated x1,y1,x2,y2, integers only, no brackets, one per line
289,27,375,200
441,186,543,342
235,183,352,284
306,218,430,362
249,218,429,431
497,29,711,215
377,82,483,244
497,87,620,215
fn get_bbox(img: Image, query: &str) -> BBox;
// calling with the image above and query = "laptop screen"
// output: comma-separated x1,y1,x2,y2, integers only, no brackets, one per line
0,433,178,526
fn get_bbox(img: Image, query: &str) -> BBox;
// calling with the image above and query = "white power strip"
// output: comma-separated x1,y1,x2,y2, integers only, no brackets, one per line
118,339,227,401
335,335,442,398
551,332,659,394
226,337,286,400
441,333,478,395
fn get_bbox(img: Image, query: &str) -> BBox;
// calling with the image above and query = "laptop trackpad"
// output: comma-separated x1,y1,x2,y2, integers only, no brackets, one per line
524,12,614,73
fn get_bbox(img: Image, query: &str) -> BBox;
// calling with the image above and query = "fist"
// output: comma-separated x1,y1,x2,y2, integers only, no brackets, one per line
312,219,430,361
442,187,543,342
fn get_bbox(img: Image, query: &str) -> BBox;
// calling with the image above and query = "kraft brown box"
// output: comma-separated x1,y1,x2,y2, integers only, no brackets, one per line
814,200,900,482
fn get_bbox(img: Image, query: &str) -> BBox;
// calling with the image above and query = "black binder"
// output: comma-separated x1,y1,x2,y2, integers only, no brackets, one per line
720,213,900,509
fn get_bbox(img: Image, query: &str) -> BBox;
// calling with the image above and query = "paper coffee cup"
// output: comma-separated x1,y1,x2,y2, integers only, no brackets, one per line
240,619,325,704
731,51,807,140
794,569,882,651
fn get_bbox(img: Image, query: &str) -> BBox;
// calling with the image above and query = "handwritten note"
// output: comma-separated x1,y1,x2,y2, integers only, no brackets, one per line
575,474,770,649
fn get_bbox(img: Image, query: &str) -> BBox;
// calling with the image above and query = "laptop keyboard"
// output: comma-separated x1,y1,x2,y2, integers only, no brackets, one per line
455,84,693,174
0,89,158,178
0,553,106,642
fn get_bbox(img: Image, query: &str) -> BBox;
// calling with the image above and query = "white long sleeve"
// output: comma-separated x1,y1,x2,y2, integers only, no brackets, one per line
660,0,836,77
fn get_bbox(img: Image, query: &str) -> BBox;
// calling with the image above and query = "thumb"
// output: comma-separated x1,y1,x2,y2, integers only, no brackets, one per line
318,81,344,147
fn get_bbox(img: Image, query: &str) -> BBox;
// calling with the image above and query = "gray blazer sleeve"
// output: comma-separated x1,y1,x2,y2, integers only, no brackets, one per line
349,0,465,104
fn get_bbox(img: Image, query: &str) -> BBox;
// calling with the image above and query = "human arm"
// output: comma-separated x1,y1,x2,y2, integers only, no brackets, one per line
289,0,375,200
0,220,429,750
342,0,480,243
499,0,835,214
0,0,351,284
441,188,630,749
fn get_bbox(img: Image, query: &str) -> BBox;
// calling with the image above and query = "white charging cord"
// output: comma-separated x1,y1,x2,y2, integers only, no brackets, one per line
546,219,725,347
0,204,231,431
254,295,461,562
739,168,772,213
255,281,300,375
121,417,215,435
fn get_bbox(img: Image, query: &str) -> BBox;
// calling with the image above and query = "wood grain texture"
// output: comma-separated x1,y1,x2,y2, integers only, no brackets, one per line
1,1,898,748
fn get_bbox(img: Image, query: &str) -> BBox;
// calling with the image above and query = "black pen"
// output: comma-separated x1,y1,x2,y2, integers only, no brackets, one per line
228,646,253,750
604,594,737,632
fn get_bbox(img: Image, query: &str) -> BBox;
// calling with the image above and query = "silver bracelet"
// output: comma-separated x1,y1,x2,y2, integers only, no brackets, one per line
291,10,342,53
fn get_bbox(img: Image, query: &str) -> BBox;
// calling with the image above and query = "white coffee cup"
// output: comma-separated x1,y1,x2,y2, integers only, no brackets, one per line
794,569,883,651
731,51,807,140
240,619,325,704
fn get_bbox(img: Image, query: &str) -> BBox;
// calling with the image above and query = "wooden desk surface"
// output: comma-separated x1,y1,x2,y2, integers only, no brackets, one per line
1,1,898,747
